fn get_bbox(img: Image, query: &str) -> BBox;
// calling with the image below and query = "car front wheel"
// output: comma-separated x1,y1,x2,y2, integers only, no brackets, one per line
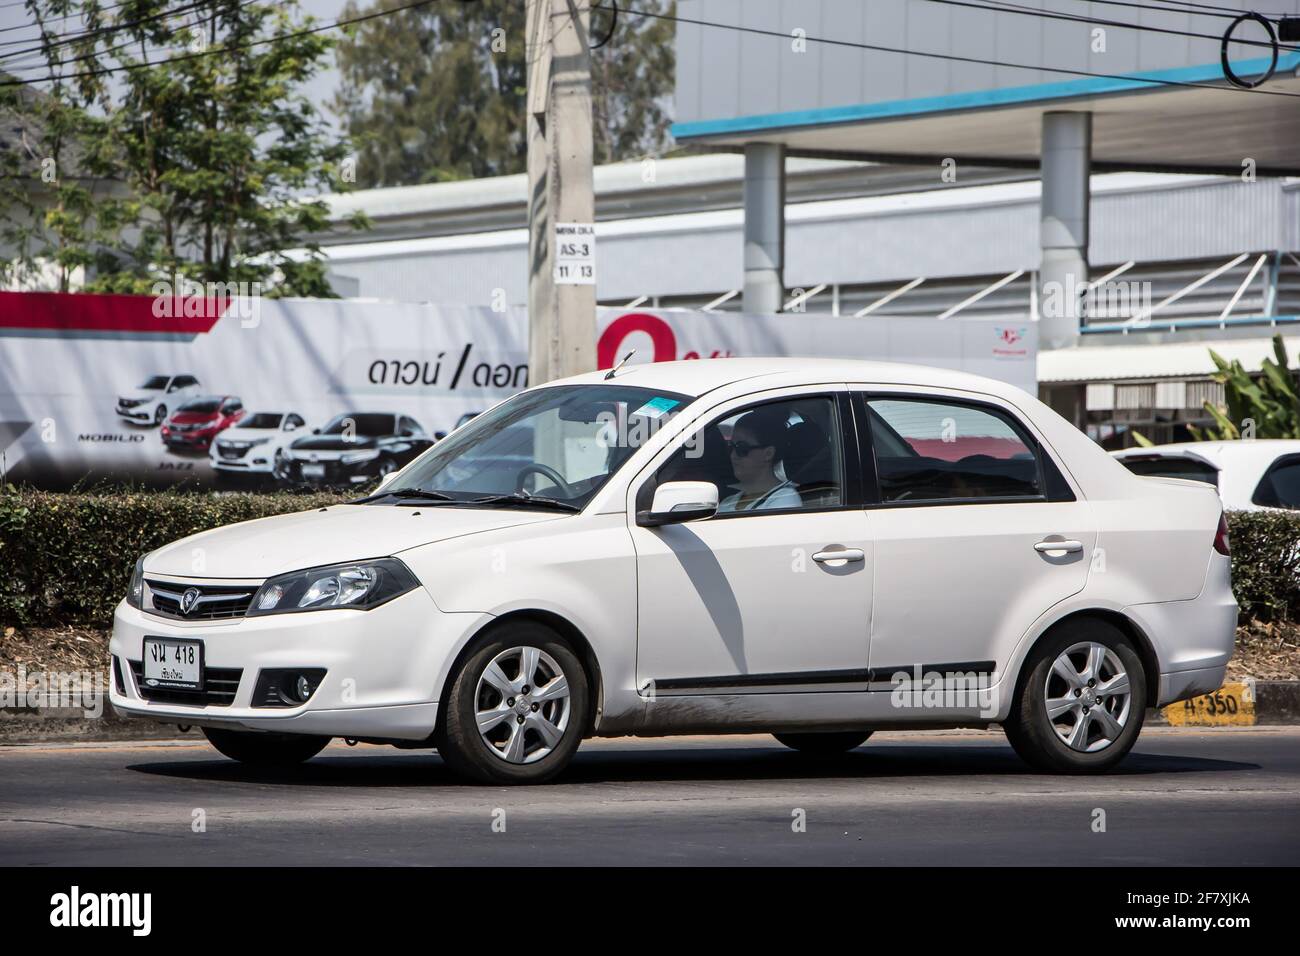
154,405,166,425
437,624,589,784
1004,618,1146,773
202,728,331,765
773,731,871,754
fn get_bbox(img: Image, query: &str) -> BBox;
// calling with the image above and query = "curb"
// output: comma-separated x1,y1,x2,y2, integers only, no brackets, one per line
3,682,1300,744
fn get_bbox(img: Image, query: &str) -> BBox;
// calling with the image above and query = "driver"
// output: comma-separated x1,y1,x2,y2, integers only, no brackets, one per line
718,409,802,513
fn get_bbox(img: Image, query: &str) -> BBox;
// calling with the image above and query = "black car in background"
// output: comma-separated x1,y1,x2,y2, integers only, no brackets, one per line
282,412,433,487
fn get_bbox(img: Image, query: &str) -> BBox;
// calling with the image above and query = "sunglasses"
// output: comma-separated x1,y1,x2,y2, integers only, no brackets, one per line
727,440,766,457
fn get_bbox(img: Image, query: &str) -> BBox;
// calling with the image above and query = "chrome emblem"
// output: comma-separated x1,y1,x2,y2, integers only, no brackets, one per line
180,587,201,616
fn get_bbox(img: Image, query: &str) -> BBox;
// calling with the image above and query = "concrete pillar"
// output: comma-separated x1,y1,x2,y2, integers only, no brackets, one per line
742,143,785,314
1039,112,1091,350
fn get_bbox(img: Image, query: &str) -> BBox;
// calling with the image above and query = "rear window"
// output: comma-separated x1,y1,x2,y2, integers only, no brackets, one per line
1118,456,1219,487
1252,454,1300,509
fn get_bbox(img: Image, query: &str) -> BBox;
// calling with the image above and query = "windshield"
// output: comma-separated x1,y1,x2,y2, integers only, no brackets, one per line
379,384,693,508
139,376,169,390
179,398,221,413
322,413,396,437
242,413,283,429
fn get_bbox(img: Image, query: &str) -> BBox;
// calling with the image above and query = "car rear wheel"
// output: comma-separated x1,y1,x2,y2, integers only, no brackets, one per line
773,731,872,754
437,623,589,785
1004,618,1146,773
202,727,331,765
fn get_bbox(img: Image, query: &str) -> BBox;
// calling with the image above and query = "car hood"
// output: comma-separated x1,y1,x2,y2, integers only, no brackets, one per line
168,412,218,425
120,389,163,401
215,427,278,443
143,505,562,579
291,434,380,451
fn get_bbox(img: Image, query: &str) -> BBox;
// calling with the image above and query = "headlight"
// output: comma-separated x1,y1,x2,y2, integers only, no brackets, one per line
340,449,380,465
126,556,145,609
247,558,419,616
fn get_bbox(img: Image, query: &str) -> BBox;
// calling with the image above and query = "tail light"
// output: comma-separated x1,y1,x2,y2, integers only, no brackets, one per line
1213,512,1231,557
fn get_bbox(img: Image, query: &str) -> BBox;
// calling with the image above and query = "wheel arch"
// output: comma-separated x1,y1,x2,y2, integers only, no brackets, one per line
436,609,605,737
1011,608,1159,707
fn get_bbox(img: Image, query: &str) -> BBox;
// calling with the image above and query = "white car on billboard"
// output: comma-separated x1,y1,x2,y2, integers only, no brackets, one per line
115,374,201,426
1112,439,1300,511
209,411,308,480
110,358,1235,784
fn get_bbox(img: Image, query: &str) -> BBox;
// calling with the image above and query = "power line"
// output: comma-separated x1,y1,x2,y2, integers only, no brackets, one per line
0,0,141,34
618,3,1300,101
955,0,1300,54
0,0,222,58
0,0,443,89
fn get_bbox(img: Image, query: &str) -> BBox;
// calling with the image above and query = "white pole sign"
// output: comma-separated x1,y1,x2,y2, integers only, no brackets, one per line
554,223,596,284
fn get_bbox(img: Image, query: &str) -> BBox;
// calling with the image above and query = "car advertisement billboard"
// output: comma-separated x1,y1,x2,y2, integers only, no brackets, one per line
0,291,1035,488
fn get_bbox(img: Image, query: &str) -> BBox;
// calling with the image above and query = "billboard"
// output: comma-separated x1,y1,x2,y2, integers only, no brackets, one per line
0,291,1035,488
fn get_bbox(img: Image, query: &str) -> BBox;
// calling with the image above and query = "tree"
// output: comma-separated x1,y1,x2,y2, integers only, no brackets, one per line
1187,335,1300,442
1,0,360,296
332,0,676,188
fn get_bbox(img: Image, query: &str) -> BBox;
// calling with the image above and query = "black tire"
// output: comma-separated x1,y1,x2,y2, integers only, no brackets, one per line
437,623,589,785
154,405,167,426
1004,618,1147,773
773,731,872,754
202,727,331,765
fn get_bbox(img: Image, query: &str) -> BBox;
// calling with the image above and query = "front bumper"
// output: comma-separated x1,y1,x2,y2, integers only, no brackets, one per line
109,586,480,741
116,406,153,423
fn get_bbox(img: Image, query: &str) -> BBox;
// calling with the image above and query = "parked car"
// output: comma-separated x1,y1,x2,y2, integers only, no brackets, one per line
282,412,433,486
1112,439,1300,510
115,374,201,426
160,395,246,452
209,411,308,481
435,411,481,440
110,359,1235,783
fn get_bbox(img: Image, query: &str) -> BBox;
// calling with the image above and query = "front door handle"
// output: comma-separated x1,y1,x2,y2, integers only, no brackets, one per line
812,547,866,564
1034,539,1084,554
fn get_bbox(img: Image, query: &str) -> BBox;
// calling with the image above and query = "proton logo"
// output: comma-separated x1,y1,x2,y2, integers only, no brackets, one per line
180,587,201,615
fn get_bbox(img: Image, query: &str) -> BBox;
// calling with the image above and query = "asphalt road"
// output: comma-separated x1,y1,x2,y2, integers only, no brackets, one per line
1,727,1296,866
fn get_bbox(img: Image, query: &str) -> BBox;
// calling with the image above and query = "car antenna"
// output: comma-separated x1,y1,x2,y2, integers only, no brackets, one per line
604,350,635,380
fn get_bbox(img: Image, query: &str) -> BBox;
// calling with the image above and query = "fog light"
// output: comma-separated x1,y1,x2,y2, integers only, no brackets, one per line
295,675,314,701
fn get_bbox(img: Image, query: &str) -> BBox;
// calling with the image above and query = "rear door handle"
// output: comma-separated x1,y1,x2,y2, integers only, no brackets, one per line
812,548,865,564
1034,539,1083,554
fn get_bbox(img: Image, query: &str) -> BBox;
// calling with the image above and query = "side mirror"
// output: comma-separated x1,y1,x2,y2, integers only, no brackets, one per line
637,481,718,527
434,431,447,441
312,427,321,435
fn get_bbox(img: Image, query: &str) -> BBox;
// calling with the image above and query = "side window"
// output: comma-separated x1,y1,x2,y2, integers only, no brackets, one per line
286,414,305,430
654,396,844,514
1252,454,1300,509
868,397,1042,503
401,416,424,437
222,399,242,415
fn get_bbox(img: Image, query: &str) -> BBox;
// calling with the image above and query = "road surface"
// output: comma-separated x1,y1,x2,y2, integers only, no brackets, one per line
1,727,1296,865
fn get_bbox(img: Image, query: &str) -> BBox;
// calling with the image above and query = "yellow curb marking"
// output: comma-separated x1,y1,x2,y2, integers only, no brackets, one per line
1163,681,1256,727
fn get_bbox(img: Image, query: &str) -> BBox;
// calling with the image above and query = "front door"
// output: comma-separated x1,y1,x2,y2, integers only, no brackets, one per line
629,389,874,694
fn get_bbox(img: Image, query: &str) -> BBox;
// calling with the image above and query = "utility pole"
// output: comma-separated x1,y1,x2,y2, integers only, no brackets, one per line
526,0,597,385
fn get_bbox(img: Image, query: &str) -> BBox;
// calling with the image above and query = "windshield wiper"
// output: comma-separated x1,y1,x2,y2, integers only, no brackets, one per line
466,493,580,513
350,488,456,505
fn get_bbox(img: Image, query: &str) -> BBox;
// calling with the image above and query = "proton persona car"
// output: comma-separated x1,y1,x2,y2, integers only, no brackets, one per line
161,395,246,452
110,359,1236,784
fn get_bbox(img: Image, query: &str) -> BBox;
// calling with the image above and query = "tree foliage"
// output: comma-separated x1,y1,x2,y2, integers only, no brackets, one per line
332,0,676,187
0,0,359,296
1190,334,1300,441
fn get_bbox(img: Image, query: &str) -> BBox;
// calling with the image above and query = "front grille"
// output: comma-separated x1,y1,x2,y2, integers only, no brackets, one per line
217,444,248,459
147,580,255,620
128,660,242,707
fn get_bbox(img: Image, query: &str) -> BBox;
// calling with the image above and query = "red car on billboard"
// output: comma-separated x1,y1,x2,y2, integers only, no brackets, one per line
161,395,246,452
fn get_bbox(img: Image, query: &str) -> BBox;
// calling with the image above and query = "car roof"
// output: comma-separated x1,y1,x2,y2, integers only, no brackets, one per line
552,357,1021,400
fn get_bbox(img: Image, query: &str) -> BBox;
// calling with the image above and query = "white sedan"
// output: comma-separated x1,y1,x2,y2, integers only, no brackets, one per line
109,358,1236,783
1112,439,1300,511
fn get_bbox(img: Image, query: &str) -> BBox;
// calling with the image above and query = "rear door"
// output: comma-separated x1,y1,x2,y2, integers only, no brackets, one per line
852,386,1098,685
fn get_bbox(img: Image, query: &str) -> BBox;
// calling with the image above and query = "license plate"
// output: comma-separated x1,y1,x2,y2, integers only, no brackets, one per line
301,463,326,478
142,638,204,690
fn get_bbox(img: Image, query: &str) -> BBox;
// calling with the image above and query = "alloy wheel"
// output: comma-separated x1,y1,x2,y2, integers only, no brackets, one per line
474,645,571,764
1043,641,1132,753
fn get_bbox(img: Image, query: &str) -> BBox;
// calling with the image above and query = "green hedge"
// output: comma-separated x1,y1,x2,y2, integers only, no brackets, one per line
2,490,1299,629
0,486,346,627
1225,509,1300,623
